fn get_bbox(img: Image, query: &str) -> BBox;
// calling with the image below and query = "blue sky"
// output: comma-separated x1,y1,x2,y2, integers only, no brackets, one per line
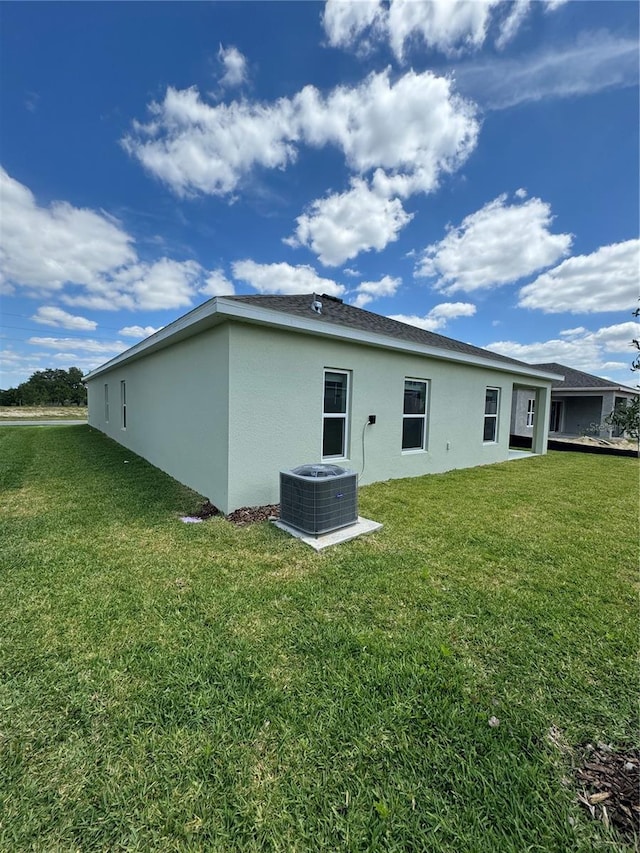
1,0,638,389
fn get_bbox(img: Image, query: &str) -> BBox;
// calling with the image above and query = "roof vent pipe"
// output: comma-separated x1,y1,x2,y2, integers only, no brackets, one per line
311,295,323,314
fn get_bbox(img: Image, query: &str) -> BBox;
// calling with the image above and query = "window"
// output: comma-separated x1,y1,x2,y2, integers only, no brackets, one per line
402,379,428,451
120,380,127,430
483,387,500,442
526,398,535,428
104,384,109,423
322,370,349,458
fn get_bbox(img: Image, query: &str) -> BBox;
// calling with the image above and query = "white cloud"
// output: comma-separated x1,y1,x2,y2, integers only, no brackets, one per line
199,268,235,297
322,0,564,61
495,0,530,51
118,325,162,339
518,240,640,314
1,168,221,313
28,337,128,355
454,31,639,110
25,92,40,113
591,322,640,354
231,260,345,297
343,267,361,278
47,354,110,371
351,274,401,308
416,194,572,294
31,306,97,331
0,167,135,294
387,0,498,59
0,348,48,386
486,321,640,379
559,326,587,340
288,179,413,266
322,1,385,53
218,45,248,88
0,344,120,386
115,258,203,311
61,258,205,312
122,87,299,198
123,68,478,200
60,292,136,312
296,69,478,197
389,301,476,331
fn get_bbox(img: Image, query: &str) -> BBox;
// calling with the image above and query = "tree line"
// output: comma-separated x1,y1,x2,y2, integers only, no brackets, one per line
0,367,87,406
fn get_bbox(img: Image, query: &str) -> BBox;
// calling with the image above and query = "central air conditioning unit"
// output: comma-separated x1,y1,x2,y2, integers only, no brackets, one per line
280,464,358,535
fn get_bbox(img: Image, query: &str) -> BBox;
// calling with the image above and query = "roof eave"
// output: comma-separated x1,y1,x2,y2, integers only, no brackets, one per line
553,385,639,394
84,296,561,383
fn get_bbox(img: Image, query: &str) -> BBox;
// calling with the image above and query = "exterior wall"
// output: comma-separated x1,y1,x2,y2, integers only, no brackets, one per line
226,324,551,511
558,395,603,436
511,390,535,435
512,388,636,439
87,326,230,511
599,390,616,438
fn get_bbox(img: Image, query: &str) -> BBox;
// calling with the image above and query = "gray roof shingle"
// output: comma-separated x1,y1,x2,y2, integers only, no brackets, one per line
226,293,537,371
532,362,636,391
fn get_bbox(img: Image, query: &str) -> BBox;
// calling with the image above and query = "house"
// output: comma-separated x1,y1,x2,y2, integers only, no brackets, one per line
84,294,559,514
511,362,637,440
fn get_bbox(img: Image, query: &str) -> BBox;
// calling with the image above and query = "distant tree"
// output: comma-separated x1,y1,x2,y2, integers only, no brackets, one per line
606,396,639,442
0,367,87,406
632,306,640,372
604,306,639,449
0,387,19,406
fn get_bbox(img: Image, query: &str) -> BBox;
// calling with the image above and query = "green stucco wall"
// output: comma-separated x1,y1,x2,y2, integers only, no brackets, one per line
225,324,551,511
87,325,230,511
87,320,551,514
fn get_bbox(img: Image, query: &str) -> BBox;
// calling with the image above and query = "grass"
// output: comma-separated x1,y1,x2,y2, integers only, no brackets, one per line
0,406,87,420
0,426,637,852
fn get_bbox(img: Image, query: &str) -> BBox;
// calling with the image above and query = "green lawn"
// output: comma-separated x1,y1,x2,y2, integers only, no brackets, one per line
0,426,637,852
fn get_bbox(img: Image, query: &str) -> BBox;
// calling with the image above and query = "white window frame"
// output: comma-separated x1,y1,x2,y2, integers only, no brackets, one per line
120,380,127,430
322,369,350,460
402,378,428,453
483,387,500,443
526,398,535,429
104,383,109,423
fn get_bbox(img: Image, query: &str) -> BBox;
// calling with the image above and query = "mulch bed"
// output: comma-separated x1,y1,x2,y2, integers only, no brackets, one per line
193,501,280,526
575,743,639,843
225,504,280,525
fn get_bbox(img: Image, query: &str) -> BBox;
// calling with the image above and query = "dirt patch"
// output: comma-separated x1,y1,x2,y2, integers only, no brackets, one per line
191,501,280,525
575,742,639,843
193,501,221,519
0,406,88,420
226,504,280,526
554,435,638,452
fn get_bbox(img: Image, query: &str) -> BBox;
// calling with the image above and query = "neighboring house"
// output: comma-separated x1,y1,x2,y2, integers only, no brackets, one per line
511,362,637,440
84,294,559,514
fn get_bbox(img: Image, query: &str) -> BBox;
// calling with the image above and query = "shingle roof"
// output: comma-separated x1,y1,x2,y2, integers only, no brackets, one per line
226,293,535,370
532,362,636,391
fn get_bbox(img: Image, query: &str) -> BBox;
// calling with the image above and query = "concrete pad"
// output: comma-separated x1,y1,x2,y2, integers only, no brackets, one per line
272,516,382,551
507,449,537,460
